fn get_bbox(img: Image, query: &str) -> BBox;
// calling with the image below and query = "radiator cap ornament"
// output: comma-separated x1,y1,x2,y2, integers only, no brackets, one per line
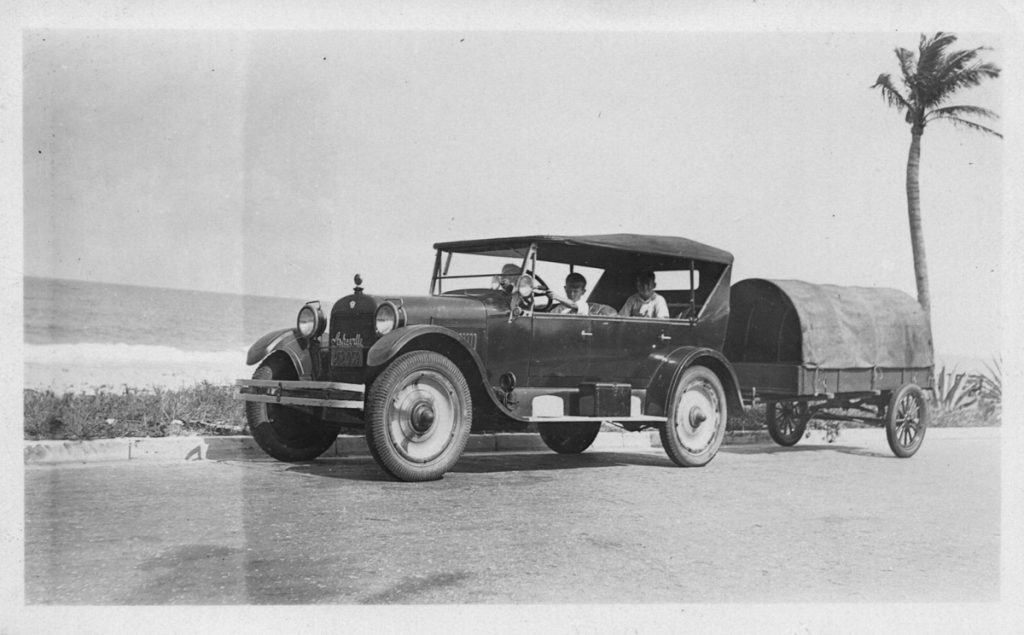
353,274,363,294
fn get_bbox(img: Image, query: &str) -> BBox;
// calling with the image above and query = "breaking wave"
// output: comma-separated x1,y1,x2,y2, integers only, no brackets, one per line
24,342,249,366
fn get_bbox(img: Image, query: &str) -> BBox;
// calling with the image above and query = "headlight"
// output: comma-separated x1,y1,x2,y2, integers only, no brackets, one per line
296,303,325,339
516,275,535,297
375,303,398,336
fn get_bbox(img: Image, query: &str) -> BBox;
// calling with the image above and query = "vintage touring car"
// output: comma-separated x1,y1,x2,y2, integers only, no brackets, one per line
236,234,933,481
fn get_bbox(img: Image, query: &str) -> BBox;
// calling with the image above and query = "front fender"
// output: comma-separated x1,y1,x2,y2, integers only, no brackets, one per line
245,328,315,380
644,347,743,417
366,324,486,372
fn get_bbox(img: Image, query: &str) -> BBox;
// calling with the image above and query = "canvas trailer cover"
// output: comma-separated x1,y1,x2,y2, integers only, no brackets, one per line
724,278,934,399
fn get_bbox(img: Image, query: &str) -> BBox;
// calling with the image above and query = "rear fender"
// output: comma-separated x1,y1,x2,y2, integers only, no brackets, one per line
644,347,743,417
246,328,314,380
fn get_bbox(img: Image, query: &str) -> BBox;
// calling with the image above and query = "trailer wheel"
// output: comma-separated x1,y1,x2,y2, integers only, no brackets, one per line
886,383,928,458
246,356,342,462
660,366,727,467
539,422,601,454
766,401,808,447
365,351,472,481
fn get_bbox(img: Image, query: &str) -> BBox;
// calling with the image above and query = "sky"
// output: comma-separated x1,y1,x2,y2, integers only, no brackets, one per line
20,27,1007,359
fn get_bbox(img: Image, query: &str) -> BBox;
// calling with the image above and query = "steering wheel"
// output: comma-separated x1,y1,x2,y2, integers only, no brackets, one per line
512,271,553,312
527,271,555,312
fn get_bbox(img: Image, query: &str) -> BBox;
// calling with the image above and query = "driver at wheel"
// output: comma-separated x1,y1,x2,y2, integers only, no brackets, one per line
550,272,589,315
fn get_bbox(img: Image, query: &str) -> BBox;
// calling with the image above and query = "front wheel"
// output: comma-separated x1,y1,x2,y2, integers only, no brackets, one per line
365,351,473,481
886,383,928,458
245,356,342,462
660,366,728,467
766,401,808,447
539,422,601,454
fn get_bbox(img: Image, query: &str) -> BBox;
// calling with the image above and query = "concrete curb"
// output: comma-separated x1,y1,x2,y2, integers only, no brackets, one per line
24,429,769,465
24,427,996,465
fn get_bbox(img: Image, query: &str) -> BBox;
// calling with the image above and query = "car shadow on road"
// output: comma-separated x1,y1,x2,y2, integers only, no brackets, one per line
280,450,680,482
721,444,892,458
453,450,678,473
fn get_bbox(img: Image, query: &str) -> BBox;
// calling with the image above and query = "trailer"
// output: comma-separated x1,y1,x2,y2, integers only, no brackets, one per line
724,279,934,457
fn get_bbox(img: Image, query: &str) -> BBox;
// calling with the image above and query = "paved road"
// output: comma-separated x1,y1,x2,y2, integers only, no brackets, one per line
24,429,1000,604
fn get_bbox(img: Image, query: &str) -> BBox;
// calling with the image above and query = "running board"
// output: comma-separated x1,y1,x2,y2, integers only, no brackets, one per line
526,415,666,423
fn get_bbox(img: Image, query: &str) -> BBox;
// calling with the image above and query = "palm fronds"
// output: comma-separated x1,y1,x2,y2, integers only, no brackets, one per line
915,32,958,81
927,115,1004,138
927,104,999,120
895,47,917,84
871,73,912,112
931,60,1001,105
873,32,1001,137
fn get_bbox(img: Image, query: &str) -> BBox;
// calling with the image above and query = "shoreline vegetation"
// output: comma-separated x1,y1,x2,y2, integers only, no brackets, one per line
23,363,1001,441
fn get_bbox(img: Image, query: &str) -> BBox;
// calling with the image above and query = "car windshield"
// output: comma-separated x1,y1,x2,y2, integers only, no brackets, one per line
431,250,603,299
432,252,527,295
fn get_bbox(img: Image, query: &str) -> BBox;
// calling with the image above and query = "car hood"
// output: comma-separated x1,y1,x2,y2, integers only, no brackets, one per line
395,290,509,327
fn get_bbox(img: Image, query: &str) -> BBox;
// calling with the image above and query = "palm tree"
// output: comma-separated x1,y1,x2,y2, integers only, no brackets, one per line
871,32,1001,318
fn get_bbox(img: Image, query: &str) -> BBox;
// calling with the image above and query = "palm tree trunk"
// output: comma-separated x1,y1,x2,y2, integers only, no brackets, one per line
905,131,931,318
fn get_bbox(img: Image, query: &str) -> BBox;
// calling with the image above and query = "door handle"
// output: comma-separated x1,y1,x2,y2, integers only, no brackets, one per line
659,334,672,341
580,330,594,338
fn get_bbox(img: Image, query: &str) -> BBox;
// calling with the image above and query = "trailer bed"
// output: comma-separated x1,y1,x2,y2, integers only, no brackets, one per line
724,278,934,457
733,362,933,400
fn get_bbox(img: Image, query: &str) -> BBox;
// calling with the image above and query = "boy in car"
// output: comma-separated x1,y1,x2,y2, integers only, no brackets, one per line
619,271,669,318
551,272,589,315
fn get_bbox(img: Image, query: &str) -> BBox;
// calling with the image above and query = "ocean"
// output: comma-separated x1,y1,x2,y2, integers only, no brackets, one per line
23,276,314,390
25,276,308,351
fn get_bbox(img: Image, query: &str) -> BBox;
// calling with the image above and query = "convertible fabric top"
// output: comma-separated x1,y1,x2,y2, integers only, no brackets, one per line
725,278,933,369
434,234,734,266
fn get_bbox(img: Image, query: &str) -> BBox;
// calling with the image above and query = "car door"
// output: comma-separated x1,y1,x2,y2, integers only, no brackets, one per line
527,312,592,387
591,316,694,385
484,311,533,388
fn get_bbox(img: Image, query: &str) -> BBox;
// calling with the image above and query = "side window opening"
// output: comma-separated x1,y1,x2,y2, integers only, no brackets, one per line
652,270,701,320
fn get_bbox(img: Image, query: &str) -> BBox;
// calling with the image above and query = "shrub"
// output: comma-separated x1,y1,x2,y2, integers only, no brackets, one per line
928,360,1001,427
977,357,1002,420
24,383,247,440
729,403,766,431
931,367,979,411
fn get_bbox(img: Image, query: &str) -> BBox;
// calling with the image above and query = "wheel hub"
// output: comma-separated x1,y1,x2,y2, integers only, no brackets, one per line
410,403,436,433
674,381,720,453
688,406,707,429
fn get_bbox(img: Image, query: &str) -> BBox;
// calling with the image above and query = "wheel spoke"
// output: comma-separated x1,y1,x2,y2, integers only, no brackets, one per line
895,394,922,448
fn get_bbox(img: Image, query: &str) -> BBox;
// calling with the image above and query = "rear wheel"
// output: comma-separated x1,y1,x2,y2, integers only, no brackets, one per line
539,422,601,454
245,356,341,462
660,366,727,467
886,383,928,458
766,401,808,447
365,351,472,481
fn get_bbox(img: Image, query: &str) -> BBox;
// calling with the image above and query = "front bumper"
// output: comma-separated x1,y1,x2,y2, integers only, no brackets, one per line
235,379,365,409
